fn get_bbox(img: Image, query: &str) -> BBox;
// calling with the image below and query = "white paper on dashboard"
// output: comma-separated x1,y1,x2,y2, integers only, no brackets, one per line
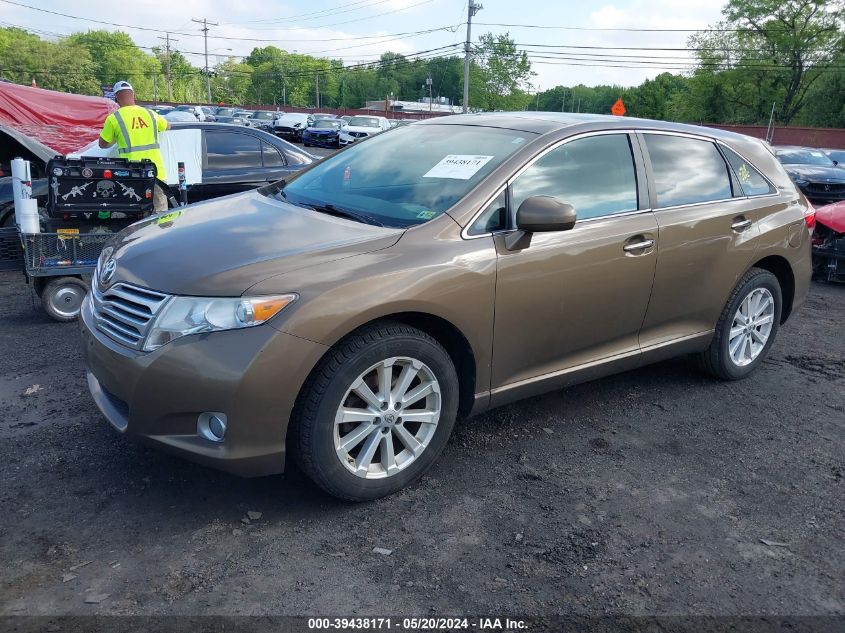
422,155,494,180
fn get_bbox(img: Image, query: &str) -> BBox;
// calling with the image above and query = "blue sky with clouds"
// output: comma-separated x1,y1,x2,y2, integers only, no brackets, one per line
3,0,726,90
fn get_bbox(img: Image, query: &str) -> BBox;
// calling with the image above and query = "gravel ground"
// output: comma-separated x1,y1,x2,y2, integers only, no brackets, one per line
0,270,842,618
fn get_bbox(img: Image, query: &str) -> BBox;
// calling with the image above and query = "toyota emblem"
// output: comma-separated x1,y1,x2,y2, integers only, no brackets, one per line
100,258,117,286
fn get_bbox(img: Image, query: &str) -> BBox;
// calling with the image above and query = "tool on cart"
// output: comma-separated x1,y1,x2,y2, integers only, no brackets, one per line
12,156,153,322
46,156,156,222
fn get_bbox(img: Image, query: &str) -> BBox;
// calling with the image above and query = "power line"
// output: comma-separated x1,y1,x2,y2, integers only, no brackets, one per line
222,0,395,26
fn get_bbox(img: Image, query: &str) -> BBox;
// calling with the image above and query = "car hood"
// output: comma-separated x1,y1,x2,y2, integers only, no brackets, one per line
343,126,379,134
784,164,845,182
306,128,339,134
108,190,403,296
815,201,845,233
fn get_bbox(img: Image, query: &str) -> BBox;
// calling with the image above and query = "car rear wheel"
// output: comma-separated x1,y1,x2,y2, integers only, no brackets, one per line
292,321,459,501
698,267,782,380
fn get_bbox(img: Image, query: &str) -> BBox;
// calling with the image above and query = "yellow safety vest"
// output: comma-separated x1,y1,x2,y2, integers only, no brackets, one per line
102,105,167,181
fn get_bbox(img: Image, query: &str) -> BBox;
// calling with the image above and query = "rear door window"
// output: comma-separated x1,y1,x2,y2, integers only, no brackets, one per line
644,134,732,208
206,131,262,170
511,134,638,221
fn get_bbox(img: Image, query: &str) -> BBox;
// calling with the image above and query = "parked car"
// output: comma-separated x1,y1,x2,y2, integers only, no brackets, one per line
302,118,344,148
174,105,207,121
823,148,845,166
199,106,217,122
164,110,199,123
339,115,391,146
273,112,313,142
149,105,175,115
0,122,313,226
774,146,845,205
247,110,280,131
214,116,252,127
812,201,845,282
214,107,237,117
340,115,353,124
81,113,812,501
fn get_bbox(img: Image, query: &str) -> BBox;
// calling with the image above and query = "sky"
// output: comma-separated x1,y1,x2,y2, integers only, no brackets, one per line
1,0,727,92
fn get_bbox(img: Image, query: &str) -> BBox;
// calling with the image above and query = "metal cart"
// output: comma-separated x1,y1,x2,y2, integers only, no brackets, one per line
19,230,112,321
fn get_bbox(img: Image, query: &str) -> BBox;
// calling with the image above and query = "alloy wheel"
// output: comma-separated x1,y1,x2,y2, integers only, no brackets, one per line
728,287,775,367
333,356,441,479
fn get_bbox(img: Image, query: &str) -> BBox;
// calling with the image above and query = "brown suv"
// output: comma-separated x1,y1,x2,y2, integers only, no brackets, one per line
81,113,813,500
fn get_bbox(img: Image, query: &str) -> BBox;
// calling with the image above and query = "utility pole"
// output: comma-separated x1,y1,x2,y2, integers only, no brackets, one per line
153,73,158,104
315,72,320,109
192,17,218,104
157,33,177,102
426,75,433,115
462,0,482,113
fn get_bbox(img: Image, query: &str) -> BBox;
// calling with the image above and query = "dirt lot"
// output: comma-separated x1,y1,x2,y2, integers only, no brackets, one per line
0,270,842,618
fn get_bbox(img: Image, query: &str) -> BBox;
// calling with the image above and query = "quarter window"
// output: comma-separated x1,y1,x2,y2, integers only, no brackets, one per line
206,131,262,170
644,135,732,207
262,142,285,167
467,189,507,235
721,147,775,197
511,134,638,221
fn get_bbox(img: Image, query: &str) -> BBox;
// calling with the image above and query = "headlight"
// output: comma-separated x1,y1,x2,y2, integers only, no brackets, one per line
294,123,302,128
143,294,297,351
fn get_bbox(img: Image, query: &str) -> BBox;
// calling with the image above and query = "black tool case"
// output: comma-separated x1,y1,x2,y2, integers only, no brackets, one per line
46,156,157,220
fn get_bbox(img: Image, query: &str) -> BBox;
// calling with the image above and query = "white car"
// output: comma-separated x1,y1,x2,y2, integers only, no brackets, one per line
273,112,313,142
339,115,391,146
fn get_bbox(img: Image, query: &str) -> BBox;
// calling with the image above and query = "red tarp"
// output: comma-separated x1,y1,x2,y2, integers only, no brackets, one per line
0,81,117,155
816,201,845,233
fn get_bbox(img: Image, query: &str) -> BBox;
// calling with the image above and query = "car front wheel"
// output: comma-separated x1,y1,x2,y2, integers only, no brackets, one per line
292,322,459,501
698,267,782,380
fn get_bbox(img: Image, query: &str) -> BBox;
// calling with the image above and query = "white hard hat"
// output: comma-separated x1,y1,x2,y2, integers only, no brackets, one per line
112,80,134,93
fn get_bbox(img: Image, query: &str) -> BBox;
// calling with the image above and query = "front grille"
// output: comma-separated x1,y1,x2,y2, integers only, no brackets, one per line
806,182,845,194
92,282,170,350
276,126,298,134
349,131,368,138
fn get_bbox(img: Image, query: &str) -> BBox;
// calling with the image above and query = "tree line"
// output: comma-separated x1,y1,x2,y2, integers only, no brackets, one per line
0,0,843,127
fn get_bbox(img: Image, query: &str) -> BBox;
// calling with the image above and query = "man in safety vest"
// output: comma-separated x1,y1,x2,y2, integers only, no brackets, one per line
98,80,170,212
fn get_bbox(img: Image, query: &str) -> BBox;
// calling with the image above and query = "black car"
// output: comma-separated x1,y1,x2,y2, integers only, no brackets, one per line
0,123,314,226
823,148,845,166
774,146,845,205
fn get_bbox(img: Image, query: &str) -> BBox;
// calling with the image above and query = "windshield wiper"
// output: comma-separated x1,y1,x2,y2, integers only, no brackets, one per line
303,202,384,227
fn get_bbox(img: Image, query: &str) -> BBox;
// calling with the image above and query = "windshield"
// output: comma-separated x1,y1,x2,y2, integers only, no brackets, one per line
777,149,835,166
348,116,381,128
314,120,341,129
252,111,275,120
272,124,535,228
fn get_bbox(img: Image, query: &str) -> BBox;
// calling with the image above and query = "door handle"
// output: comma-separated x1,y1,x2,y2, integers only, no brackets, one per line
731,217,752,232
623,239,655,253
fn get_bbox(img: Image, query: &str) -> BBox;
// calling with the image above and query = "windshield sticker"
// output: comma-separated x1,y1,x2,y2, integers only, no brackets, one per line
512,137,526,144
738,163,751,183
423,155,495,180
416,210,437,220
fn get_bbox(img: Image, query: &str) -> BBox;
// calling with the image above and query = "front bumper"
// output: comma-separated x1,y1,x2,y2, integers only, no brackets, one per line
80,294,328,477
275,127,303,141
303,133,339,148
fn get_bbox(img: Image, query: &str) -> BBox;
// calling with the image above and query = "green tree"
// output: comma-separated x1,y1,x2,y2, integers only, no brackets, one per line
690,0,845,124
469,33,534,111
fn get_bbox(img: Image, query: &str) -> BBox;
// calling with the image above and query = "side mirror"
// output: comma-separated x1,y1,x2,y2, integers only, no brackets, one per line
504,197,577,251
516,196,577,232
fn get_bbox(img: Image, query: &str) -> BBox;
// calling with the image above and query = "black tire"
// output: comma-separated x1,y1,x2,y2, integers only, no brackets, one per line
303,142,311,147
41,276,88,322
697,267,782,380
291,321,459,501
